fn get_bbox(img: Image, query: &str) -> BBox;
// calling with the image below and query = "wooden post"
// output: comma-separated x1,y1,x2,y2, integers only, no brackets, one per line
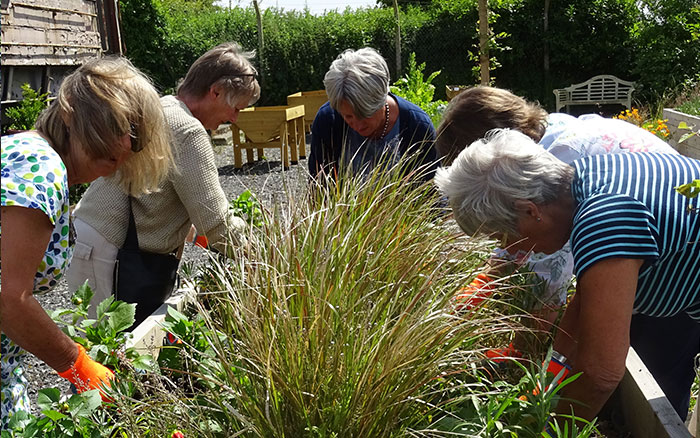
393,0,401,76
478,0,489,85
253,0,264,91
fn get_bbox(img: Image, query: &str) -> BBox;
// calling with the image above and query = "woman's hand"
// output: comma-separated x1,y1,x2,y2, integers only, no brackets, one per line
58,343,115,401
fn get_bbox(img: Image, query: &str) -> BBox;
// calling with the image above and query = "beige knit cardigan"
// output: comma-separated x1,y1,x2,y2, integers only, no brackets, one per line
74,95,246,255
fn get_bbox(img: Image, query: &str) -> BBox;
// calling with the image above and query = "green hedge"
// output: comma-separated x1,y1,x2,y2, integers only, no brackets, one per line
119,0,700,109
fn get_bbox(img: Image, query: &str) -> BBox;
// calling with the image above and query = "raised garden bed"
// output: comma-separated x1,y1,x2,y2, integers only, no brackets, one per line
230,104,306,169
287,90,328,134
126,286,196,356
610,346,692,438
663,108,700,159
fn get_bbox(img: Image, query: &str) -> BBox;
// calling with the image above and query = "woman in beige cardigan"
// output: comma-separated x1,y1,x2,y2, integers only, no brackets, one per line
68,42,260,325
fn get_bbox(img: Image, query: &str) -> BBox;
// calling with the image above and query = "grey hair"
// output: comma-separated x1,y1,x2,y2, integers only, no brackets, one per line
434,129,574,236
323,47,390,118
177,42,261,108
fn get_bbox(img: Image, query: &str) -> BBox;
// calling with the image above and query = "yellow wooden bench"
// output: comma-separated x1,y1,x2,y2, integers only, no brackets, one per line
230,105,306,169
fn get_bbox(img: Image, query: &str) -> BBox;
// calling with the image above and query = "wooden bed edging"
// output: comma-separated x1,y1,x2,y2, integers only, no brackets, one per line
614,346,691,438
125,286,196,357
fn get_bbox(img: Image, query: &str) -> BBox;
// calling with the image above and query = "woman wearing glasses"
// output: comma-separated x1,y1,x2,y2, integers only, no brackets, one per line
68,42,260,326
1,57,173,426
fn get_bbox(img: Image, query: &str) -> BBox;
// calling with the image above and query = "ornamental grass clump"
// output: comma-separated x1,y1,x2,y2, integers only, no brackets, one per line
147,157,522,437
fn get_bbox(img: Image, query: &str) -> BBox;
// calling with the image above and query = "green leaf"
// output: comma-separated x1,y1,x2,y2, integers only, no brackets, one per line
67,390,101,417
676,179,700,198
96,296,115,319
678,121,690,129
132,353,158,371
41,409,66,422
679,131,697,144
106,300,136,332
37,388,61,410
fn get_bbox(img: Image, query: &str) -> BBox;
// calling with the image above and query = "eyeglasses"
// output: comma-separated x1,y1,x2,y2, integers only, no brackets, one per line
129,123,143,153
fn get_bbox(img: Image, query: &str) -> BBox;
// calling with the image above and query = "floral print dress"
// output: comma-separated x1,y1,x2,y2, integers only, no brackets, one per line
1,132,72,428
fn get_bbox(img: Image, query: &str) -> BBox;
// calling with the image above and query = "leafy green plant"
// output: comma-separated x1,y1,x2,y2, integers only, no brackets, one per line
1,389,103,438
391,52,448,127
230,189,263,227
49,282,152,371
4,83,49,131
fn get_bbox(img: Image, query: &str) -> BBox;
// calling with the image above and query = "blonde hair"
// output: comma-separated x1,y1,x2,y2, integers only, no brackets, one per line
35,56,173,195
176,42,260,108
436,86,548,165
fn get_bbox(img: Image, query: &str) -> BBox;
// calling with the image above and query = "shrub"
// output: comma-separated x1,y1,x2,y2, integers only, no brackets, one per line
4,83,49,131
390,52,448,127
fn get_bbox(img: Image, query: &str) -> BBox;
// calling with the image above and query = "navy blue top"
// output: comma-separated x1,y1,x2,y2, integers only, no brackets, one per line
570,152,700,319
308,93,438,182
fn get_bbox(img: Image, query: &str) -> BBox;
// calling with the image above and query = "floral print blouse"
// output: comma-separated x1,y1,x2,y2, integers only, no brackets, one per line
1,132,73,293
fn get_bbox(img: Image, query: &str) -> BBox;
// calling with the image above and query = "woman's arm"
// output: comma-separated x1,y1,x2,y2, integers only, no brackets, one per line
554,257,643,421
0,206,78,372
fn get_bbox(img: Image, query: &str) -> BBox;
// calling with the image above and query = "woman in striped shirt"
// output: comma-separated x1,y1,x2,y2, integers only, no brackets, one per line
435,128,700,422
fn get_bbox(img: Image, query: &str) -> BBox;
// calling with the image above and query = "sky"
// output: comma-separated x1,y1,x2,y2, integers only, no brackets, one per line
222,0,379,16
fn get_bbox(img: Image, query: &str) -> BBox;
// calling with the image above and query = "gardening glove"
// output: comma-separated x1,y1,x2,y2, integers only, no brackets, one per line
193,233,209,249
58,343,114,401
453,273,495,312
532,351,571,395
485,342,523,363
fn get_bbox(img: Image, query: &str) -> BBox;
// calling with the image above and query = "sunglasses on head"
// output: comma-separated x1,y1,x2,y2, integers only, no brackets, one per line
129,122,143,153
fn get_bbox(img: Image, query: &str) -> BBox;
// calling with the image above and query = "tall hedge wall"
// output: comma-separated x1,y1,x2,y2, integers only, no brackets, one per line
120,0,700,110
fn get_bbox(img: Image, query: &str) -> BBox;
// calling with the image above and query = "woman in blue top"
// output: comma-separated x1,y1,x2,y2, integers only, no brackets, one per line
1,57,173,427
308,47,438,182
435,128,700,422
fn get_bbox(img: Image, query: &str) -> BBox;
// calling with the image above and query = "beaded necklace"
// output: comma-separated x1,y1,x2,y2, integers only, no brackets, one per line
377,102,390,138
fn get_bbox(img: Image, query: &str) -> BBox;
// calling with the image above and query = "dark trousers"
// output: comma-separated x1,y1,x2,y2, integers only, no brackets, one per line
630,312,700,422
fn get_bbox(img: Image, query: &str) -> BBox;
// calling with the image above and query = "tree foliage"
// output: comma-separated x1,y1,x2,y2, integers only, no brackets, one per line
118,0,700,108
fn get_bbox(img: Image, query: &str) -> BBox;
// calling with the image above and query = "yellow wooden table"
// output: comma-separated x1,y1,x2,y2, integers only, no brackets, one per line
230,104,306,168
287,90,328,136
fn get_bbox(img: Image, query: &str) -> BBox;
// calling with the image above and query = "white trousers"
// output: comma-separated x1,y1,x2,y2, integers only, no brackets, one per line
66,218,119,319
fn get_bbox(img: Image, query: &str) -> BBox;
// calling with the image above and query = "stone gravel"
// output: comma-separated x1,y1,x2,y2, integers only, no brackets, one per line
25,128,311,413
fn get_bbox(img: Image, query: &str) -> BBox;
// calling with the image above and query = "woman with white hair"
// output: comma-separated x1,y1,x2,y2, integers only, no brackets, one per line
308,47,437,181
435,128,700,422
68,42,260,327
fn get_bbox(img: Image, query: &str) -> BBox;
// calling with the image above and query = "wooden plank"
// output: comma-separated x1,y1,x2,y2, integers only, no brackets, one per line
616,346,691,438
126,287,196,358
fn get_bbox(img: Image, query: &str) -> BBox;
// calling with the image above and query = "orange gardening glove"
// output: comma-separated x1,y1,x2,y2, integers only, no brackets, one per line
532,353,571,395
453,273,495,312
485,342,523,363
58,343,115,401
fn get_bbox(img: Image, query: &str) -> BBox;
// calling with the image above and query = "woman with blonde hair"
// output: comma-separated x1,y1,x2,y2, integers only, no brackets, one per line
1,56,173,426
69,42,260,326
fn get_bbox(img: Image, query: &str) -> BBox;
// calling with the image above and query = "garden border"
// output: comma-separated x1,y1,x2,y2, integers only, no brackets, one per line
614,347,692,438
663,108,700,159
125,287,692,436
126,286,196,356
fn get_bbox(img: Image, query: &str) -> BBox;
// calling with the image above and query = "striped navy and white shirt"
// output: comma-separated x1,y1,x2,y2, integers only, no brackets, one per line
570,152,700,320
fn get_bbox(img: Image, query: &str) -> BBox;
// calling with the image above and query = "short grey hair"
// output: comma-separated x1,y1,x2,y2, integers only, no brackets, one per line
177,42,261,107
434,129,574,236
323,47,390,118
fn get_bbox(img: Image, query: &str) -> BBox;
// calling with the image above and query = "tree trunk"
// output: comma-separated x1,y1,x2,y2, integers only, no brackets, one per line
543,0,551,105
253,0,264,90
478,0,489,85
393,0,401,77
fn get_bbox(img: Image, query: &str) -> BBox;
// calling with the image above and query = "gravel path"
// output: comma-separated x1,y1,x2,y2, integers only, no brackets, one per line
26,129,311,413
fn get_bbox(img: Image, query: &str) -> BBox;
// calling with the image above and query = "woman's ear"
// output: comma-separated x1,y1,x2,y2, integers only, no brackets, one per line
513,200,541,219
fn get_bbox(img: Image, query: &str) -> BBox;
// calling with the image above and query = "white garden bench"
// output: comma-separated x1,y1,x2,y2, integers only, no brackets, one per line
553,74,635,113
